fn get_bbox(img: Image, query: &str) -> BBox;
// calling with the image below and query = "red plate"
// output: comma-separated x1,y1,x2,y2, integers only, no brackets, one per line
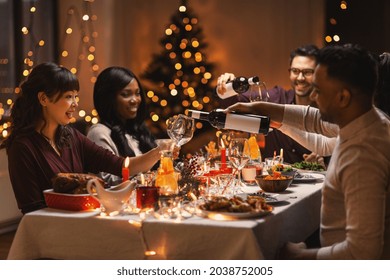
43,189,100,211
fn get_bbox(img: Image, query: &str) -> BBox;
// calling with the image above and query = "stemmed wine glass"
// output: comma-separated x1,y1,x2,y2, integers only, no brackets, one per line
228,137,251,192
166,114,195,147
249,80,270,102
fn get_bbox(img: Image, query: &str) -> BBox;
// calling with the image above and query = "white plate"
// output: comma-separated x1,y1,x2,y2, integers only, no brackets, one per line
292,167,326,175
245,193,290,204
197,206,272,220
293,172,325,183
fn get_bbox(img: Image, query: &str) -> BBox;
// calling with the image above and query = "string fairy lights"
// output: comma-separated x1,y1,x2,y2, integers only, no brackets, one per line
128,210,157,259
0,0,46,138
60,0,99,126
0,0,99,139
325,0,348,44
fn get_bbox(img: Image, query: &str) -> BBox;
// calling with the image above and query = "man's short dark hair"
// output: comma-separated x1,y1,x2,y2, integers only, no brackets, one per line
289,44,320,64
318,44,378,97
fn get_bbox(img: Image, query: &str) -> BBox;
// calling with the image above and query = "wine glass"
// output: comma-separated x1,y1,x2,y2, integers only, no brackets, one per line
228,137,251,191
166,114,195,147
248,80,268,161
249,80,270,102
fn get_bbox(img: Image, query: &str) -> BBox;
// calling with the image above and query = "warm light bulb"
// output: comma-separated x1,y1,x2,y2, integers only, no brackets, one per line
78,110,86,117
145,251,156,257
192,101,200,108
21,27,29,35
170,89,178,96
185,24,192,31
87,54,95,61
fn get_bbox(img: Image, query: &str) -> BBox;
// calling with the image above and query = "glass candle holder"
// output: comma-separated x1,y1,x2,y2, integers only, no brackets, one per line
136,186,159,210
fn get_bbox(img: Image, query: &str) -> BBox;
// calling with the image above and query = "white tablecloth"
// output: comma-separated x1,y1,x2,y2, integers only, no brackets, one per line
7,178,323,260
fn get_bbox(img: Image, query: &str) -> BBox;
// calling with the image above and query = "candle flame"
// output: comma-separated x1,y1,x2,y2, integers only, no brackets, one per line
220,138,225,148
124,157,130,168
189,192,197,201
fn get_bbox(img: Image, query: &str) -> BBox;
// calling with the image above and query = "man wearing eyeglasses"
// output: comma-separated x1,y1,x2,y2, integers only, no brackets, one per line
217,44,323,165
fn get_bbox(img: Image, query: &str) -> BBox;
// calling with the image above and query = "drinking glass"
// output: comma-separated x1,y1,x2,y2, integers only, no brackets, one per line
166,114,195,147
249,80,270,102
228,137,251,189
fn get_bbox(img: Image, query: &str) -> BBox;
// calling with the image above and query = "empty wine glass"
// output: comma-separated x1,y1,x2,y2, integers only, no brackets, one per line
249,80,270,102
228,137,251,191
166,114,195,147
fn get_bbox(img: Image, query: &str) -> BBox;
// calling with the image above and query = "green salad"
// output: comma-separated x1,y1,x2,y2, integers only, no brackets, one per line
291,161,325,172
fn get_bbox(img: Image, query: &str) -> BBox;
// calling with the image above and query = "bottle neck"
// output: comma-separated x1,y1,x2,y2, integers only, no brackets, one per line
248,76,260,85
188,110,209,120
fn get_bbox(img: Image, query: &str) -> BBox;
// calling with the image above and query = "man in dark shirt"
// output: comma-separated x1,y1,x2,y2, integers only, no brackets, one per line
217,44,323,164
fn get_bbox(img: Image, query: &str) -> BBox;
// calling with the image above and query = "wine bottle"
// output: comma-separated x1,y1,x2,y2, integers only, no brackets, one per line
188,109,270,135
216,76,260,99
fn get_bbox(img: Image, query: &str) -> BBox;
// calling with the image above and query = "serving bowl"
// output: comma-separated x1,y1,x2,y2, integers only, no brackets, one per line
255,175,294,193
44,189,100,211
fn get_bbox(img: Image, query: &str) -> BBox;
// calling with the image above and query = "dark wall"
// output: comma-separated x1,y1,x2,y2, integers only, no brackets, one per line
326,0,390,54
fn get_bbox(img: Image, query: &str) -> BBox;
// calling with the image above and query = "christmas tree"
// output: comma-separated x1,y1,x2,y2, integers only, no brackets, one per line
142,0,218,138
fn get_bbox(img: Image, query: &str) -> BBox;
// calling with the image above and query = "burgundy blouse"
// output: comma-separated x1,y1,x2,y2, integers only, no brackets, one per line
7,128,124,214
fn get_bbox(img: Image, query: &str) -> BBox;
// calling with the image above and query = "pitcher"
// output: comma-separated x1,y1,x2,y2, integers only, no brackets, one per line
87,179,136,215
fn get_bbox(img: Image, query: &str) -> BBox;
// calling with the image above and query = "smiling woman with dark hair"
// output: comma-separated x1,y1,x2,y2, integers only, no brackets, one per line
0,62,129,214
88,66,174,184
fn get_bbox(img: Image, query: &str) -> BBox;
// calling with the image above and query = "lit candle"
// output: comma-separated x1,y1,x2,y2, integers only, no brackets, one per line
140,173,145,185
220,138,227,169
220,148,226,169
280,148,284,162
122,157,130,182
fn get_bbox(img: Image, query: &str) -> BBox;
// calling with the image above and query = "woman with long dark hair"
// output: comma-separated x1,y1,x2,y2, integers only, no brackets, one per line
0,62,129,214
87,66,172,184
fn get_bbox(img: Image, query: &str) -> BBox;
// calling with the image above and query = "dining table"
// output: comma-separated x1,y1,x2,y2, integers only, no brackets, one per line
7,173,324,260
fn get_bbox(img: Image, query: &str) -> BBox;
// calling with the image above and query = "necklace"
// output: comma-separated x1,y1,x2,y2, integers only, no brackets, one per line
42,135,61,156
